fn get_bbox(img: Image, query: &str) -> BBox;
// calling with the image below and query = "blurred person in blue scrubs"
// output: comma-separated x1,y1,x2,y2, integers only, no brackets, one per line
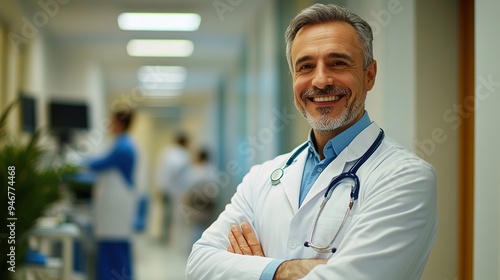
85,110,137,280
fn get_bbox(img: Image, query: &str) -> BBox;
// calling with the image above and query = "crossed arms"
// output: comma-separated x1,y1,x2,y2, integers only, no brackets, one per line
227,222,327,280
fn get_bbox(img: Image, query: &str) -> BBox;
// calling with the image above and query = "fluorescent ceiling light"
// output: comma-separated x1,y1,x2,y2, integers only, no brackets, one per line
127,40,193,57
143,88,183,97
138,66,187,83
118,13,201,31
138,66,186,91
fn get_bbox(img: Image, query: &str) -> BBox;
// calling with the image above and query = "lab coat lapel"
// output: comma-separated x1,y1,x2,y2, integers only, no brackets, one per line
300,123,381,207
279,144,309,214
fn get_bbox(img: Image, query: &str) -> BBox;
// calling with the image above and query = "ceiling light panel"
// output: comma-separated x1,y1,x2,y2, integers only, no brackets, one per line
118,13,201,31
127,39,194,57
138,66,187,80
138,66,187,90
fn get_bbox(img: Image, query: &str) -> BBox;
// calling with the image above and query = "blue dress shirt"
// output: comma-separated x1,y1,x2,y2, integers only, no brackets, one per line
299,112,371,206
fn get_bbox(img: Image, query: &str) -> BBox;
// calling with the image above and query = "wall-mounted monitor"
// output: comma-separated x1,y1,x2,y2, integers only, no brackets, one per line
21,95,37,133
49,101,89,131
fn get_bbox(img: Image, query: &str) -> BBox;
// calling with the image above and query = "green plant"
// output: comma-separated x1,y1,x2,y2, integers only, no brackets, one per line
0,98,75,279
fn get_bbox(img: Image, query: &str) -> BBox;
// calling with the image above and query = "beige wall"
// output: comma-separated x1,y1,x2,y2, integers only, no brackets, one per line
415,1,458,279
5,31,21,135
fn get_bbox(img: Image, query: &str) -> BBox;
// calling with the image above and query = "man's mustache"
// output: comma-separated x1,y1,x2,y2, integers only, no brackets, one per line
302,86,350,99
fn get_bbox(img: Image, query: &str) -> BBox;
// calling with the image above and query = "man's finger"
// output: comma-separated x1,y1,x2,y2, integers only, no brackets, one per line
231,225,252,255
227,242,235,253
241,222,264,256
228,231,242,254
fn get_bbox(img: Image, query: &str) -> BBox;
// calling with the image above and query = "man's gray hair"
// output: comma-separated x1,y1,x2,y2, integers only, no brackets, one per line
285,3,374,73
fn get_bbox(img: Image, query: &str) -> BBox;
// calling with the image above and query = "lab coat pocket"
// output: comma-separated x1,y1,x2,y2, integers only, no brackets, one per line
313,183,352,247
314,217,344,247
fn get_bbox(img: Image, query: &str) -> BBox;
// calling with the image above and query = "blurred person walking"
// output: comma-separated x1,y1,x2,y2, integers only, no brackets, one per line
85,110,137,280
181,148,219,248
155,133,191,245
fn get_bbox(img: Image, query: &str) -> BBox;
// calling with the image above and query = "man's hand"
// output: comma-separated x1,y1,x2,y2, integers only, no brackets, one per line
273,259,328,280
227,222,265,257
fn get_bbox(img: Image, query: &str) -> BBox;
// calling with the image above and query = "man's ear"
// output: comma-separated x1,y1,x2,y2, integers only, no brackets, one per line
365,60,377,91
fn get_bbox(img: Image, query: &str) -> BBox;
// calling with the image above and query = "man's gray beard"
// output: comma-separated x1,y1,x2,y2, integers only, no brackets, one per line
297,95,365,133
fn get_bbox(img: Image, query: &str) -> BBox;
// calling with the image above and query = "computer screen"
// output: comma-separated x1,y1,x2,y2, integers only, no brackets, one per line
21,95,37,133
49,101,89,130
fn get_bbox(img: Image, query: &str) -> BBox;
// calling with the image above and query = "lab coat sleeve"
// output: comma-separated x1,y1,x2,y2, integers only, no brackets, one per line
303,155,438,280
186,163,277,280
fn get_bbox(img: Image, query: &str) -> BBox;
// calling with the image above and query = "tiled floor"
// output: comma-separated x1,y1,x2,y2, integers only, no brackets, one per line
134,234,189,280
133,195,196,280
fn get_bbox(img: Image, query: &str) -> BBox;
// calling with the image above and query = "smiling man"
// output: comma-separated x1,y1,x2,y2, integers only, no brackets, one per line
186,4,437,280
291,19,376,159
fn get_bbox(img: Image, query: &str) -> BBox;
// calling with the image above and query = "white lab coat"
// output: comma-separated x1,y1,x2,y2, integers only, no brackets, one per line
186,123,438,280
93,170,137,239
156,145,191,200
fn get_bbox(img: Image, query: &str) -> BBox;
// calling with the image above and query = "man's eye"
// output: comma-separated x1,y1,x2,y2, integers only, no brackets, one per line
299,64,313,70
332,61,347,66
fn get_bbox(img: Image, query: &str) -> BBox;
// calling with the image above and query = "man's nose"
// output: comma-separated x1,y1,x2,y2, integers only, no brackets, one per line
311,66,334,89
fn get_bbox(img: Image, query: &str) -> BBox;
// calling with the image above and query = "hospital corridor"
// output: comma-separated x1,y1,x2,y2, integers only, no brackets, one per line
0,0,499,279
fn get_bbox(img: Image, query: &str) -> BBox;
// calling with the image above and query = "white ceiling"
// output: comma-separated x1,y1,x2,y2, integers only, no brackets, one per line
4,0,266,98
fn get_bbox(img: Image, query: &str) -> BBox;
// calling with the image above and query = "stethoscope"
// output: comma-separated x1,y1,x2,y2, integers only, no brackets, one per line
269,129,385,253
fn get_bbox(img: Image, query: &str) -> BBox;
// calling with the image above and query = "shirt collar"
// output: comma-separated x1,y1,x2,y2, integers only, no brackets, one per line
307,111,372,161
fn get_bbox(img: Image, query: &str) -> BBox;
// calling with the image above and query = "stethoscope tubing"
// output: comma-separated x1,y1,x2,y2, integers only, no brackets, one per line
270,129,385,253
304,129,385,253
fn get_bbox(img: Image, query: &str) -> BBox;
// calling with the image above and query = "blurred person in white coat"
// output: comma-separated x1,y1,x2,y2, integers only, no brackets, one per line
85,110,137,280
186,4,437,280
155,133,191,244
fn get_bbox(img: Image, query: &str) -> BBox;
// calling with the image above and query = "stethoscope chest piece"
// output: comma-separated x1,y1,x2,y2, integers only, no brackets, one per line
270,168,284,185
269,142,309,186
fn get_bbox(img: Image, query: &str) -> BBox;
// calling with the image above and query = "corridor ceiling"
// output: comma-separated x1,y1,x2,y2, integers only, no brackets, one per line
2,0,266,97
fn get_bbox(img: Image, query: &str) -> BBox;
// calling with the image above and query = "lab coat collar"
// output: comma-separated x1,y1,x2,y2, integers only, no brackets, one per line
279,142,309,213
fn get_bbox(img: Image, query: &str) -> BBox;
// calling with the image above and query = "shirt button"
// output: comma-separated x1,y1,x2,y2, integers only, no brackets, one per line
317,167,323,172
288,240,298,249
